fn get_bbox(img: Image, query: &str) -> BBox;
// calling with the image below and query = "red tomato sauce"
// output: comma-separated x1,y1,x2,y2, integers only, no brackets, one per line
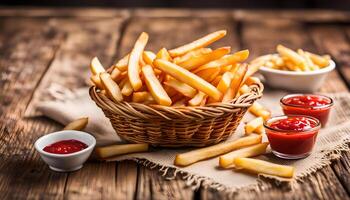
43,139,88,154
281,94,333,126
265,116,320,157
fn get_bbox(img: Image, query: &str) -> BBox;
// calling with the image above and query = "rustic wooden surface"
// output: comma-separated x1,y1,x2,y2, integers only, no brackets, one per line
0,7,349,200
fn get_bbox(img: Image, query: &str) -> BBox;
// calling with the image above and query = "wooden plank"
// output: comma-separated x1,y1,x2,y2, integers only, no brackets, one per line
234,10,350,23
0,7,129,18
224,19,350,199
115,161,138,199
133,8,232,18
118,16,239,57
308,26,350,89
33,18,133,199
25,18,127,116
0,18,66,199
136,166,194,200
309,25,350,195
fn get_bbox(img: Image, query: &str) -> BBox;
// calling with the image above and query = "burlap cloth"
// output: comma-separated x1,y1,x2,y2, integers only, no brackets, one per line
32,87,350,192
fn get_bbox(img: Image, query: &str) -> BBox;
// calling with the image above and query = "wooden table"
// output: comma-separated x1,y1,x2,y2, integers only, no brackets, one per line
0,7,349,200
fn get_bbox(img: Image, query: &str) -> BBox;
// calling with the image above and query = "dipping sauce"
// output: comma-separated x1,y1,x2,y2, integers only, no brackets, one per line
43,139,88,154
280,94,333,126
264,115,320,159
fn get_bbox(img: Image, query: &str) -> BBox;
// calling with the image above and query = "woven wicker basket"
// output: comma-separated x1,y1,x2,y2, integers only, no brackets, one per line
89,82,263,147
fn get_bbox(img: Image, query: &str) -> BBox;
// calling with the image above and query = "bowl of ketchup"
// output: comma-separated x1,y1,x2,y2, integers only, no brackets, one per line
280,94,333,126
264,115,321,159
35,130,96,172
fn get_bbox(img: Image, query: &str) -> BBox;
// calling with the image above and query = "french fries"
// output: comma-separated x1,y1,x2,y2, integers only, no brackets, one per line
115,54,129,72
245,117,264,135
156,48,172,61
142,65,172,106
219,142,269,168
222,63,248,102
164,78,197,98
216,71,233,94
63,117,89,131
90,57,105,75
251,44,331,72
234,158,294,178
132,91,155,104
95,144,149,159
174,135,262,166
169,30,227,57
173,48,212,64
154,59,222,101
143,51,157,66
194,50,249,73
90,74,104,89
248,102,271,121
177,47,230,70
89,30,252,106
100,72,123,102
128,32,149,91
188,92,207,106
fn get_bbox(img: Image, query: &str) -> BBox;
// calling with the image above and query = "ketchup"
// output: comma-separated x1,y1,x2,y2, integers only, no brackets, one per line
281,94,333,126
265,116,320,159
43,139,88,154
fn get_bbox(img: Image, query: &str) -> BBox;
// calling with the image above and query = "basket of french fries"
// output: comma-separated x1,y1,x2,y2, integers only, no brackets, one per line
89,30,264,147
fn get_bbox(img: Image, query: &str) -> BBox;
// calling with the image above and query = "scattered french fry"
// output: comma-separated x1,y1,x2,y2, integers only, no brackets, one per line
128,32,149,91
245,117,264,135
234,158,294,178
174,135,262,167
255,125,265,134
95,144,149,159
169,30,227,57
142,65,172,106
154,59,222,101
219,142,269,168
100,72,123,102
248,102,271,121
63,117,89,131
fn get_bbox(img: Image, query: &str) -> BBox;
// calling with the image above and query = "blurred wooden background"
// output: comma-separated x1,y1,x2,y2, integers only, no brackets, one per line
1,0,349,9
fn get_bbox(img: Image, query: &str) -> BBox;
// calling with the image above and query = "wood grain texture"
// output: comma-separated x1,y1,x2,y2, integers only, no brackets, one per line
25,17,127,116
0,8,349,200
118,16,239,57
0,18,66,199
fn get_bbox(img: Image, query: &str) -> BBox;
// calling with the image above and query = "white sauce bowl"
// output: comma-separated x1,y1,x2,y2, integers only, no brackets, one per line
258,57,335,92
35,130,96,172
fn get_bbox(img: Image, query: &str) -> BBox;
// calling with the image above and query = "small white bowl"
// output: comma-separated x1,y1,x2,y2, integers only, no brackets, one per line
258,56,335,92
35,130,96,172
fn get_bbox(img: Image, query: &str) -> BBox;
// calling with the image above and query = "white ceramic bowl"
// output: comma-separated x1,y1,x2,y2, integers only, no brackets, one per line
258,56,335,92
35,130,96,172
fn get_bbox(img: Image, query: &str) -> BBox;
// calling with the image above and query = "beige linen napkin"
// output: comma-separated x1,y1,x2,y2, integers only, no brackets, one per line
35,88,350,191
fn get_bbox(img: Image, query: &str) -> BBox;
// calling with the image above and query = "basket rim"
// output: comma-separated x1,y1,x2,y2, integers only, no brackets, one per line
89,82,264,120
